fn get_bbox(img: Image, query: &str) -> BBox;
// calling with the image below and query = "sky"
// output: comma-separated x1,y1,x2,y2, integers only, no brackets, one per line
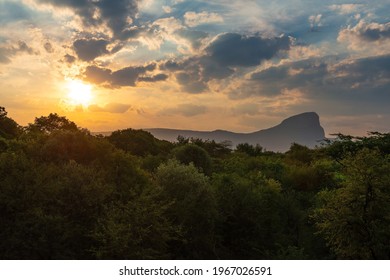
1,0,389,136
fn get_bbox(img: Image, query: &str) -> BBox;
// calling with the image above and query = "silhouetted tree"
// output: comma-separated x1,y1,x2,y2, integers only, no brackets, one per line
108,128,173,156
0,107,20,139
27,113,79,134
236,143,263,157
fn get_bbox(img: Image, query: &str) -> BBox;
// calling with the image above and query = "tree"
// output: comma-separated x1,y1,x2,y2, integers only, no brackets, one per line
172,144,212,175
108,128,173,156
212,172,284,259
311,148,390,259
235,143,263,157
27,113,79,134
285,143,313,164
0,153,113,259
156,160,217,259
92,189,177,259
188,137,232,158
0,106,20,139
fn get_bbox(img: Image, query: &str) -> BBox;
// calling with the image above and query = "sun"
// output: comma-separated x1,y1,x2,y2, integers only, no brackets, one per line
66,80,93,106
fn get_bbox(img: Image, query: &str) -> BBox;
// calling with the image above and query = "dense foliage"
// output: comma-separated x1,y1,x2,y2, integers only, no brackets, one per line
0,108,389,259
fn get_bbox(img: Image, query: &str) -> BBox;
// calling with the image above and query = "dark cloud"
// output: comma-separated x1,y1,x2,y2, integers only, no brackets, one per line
44,42,54,53
160,58,208,92
63,54,76,64
249,59,328,96
331,55,390,92
73,39,110,61
0,41,36,64
175,29,208,50
89,103,131,113
84,65,112,84
175,71,208,94
205,33,291,67
229,55,390,114
138,73,168,82
199,56,234,80
95,0,138,40
160,60,184,72
17,41,35,55
111,64,155,87
38,0,139,40
83,63,164,87
159,32,292,94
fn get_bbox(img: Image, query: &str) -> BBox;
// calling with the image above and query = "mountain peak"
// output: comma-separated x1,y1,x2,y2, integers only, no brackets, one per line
146,112,326,152
280,112,320,127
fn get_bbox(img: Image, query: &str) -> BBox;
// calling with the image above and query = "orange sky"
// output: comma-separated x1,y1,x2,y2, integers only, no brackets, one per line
1,0,390,136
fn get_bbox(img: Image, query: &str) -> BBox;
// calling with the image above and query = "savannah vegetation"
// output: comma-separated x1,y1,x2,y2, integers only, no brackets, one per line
1,106,389,259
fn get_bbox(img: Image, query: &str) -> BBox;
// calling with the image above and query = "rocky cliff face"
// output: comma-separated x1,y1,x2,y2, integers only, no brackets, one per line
146,112,326,152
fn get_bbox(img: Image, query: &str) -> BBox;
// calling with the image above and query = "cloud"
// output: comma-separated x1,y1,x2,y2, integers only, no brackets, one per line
63,54,76,64
184,11,223,27
44,42,54,53
73,38,110,61
159,32,292,94
83,63,165,87
328,4,364,15
0,49,11,64
248,58,328,96
138,17,183,50
160,103,208,117
37,0,139,40
138,73,168,82
83,65,112,84
175,29,209,50
160,58,209,93
145,17,210,53
111,64,155,86
160,60,182,71
16,41,35,54
88,103,131,113
227,54,390,115
339,20,390,43
162,6,172,14
308,14,323,31
0,41,36,64
175,71,208,93
338,20,390,54
205,33,291,67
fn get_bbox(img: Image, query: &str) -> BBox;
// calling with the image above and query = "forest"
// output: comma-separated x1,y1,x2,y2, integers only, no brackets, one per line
1,106,389,260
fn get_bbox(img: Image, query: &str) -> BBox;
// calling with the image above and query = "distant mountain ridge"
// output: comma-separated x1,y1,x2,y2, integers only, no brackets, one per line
145,112,326,152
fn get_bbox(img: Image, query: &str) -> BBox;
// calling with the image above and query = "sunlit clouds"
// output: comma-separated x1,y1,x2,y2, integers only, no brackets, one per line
1,0,390,135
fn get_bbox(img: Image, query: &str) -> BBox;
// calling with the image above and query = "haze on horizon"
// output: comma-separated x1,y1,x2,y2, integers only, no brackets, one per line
1,0,389,136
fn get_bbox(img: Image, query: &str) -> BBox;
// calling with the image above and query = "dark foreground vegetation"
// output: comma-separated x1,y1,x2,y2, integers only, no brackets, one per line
1,106,389,259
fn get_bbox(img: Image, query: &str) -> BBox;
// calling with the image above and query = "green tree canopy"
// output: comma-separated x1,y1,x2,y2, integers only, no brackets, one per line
172,144,213,175
108,128,173,156
312,148,390,259
156,160,217,259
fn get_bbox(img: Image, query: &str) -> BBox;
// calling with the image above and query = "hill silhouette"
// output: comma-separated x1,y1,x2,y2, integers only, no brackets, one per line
146,112,326,152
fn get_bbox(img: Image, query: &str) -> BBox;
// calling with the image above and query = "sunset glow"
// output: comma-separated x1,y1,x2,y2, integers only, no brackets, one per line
0,0,389,134
66,80,93,107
